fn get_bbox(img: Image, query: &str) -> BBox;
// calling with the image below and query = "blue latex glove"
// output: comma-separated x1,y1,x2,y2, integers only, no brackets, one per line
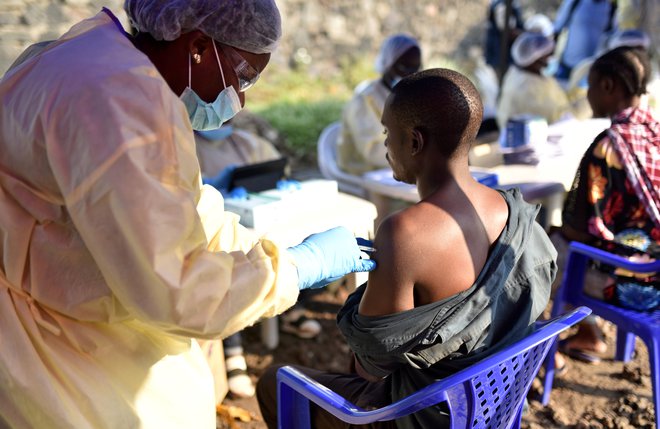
276,179,302,191
226,186,248,200
287,226,377,290
202,164,237,192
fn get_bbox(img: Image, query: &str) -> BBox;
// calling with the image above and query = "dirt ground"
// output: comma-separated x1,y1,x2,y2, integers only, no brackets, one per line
217,283,656,429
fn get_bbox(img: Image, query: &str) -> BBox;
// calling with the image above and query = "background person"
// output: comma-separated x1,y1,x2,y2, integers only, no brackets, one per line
257,69,556,428
565,28,657,120
552,0,618,82
605,30,659,118
0,1,375,428
484,0,525,73
552,48,659,363
196,124,324,340
615,0,659,60
337,33,421,175
497,31,574,130
196,124,281,185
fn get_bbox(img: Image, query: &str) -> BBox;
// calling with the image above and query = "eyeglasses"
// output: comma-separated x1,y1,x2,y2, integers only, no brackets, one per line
219,44,260,92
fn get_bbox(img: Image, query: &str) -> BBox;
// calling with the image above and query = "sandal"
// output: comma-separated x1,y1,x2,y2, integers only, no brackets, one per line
552,352,569,376
281,309,321,339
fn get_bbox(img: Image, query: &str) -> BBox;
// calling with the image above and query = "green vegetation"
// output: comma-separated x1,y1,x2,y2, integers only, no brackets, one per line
246,58,378,166
244,55,468,168
253,98,345,163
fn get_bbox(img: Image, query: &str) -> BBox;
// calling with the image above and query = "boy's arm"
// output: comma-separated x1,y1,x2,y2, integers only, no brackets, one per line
358,213,418,317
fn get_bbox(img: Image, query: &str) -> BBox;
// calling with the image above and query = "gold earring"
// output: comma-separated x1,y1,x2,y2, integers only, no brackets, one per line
192,53,201,64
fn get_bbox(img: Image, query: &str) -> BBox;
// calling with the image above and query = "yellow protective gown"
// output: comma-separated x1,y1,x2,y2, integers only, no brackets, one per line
337,79,391,175
0,10,299,429
497,66,574,129
194,128,281,405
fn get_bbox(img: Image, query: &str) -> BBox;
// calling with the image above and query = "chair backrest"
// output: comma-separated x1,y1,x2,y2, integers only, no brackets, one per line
277,306,591,429
317,122,368,198
560,241,660,308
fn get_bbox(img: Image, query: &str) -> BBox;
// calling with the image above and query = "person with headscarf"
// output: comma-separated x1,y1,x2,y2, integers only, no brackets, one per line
0,1,376,428
337,34,421,175
497,31,574,130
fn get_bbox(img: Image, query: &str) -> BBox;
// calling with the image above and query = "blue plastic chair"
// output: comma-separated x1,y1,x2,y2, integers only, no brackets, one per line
277,307,591,429
541,241,660,429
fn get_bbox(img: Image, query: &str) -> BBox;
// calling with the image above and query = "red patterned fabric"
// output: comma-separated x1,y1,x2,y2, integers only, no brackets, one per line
608,107,660,227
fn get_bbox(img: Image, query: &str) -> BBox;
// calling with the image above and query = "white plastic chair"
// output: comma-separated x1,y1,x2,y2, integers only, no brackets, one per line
317,122,367,198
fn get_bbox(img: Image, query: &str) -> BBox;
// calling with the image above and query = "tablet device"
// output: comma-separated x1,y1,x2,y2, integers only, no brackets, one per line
228,157,288,192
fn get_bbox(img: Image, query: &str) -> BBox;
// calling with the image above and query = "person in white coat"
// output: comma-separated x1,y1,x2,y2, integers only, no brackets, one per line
0,1,375,428
337,34,422,175
497,31,575,129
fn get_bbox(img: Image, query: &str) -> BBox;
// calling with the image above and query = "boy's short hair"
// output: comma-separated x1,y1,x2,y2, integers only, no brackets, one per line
389,68,483,158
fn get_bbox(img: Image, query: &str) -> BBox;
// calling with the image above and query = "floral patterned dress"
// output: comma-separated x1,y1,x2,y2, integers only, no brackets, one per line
562,107,659,309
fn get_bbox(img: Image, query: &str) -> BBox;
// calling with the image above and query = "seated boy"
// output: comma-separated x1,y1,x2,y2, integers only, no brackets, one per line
257,68,556,428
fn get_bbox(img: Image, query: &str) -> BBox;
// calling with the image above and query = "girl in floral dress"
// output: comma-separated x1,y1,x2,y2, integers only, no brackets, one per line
555,47,659,363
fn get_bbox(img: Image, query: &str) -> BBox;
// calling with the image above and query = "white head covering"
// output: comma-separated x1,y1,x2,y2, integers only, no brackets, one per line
607,29,651,51
524,14,554,38
374,34,420,74
511,32,555,68
124,0,281,54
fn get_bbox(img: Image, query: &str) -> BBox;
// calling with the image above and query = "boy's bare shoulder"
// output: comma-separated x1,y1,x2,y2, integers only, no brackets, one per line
373,202,453,259
373,202,464,276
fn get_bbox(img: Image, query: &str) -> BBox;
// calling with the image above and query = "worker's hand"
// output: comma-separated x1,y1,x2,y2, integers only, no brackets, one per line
202,164,237,192
288,226,377,290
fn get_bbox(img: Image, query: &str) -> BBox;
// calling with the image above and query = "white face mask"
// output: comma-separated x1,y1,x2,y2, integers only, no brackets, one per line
180,42,242,131
541,58,559,77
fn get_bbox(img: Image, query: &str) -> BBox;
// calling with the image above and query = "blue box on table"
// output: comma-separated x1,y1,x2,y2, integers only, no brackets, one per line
470,169,499,188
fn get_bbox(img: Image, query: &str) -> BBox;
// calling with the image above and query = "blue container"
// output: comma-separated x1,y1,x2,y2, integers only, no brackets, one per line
500,114,548,153
471,170,499,188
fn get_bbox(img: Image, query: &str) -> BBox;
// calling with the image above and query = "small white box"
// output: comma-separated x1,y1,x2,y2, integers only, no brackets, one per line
224,180,340,230
224,194,285,230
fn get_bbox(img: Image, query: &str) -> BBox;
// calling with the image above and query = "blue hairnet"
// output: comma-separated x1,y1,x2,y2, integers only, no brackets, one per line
124,0,281,54
511,32,555,68
607,29,651,51
374,34,420,74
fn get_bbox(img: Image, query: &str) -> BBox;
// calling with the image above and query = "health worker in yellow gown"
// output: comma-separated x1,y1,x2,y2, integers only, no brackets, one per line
0,1,375,428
